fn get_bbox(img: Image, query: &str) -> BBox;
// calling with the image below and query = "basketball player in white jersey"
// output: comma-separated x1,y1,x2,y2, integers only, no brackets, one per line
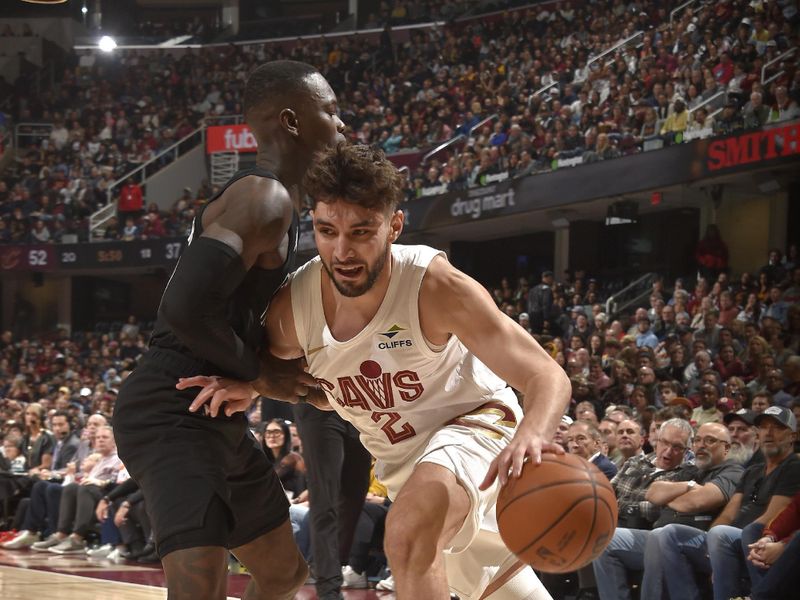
178,144,571,600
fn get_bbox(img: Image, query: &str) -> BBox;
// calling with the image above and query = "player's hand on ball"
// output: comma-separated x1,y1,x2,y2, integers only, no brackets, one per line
480,430,565,490
178,376,257,417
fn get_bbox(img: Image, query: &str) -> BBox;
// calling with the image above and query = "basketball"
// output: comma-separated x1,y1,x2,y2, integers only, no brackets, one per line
496,453,617,573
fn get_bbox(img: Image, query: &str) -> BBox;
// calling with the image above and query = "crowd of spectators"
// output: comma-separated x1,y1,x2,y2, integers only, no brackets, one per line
498,245,799,600
0,0,797,241
0,235,797,596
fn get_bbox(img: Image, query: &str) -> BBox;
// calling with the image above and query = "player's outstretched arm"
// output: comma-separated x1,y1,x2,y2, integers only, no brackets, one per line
419,256,571,488
160,177,293,382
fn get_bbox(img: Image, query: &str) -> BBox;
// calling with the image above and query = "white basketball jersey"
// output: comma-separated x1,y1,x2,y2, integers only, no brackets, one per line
290,244,520,486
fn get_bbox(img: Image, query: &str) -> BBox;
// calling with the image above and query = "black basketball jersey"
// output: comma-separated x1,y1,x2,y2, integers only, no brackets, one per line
149,167,299,361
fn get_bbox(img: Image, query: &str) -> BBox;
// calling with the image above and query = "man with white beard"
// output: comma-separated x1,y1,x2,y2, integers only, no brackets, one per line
724,409,763,468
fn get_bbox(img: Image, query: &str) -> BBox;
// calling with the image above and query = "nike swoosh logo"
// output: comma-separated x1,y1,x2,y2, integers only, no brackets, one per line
308,345,327,356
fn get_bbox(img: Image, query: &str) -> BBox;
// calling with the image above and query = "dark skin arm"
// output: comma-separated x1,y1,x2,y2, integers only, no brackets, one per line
161,176,316,400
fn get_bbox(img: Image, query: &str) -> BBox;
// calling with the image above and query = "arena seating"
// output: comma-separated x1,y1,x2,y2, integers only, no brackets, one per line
0,0,797,243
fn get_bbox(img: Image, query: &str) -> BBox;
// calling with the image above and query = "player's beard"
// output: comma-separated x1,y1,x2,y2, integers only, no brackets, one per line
322,241,390,298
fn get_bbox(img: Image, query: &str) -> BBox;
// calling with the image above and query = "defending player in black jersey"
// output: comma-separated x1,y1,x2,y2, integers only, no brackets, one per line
113,60,345,600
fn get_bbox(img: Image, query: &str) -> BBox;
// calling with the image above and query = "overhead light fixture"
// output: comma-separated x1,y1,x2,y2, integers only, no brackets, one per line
98,36,117,52
21,1,68,4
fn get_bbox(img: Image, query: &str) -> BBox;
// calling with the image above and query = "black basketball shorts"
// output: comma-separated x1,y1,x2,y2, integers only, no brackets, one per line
113,347,289,558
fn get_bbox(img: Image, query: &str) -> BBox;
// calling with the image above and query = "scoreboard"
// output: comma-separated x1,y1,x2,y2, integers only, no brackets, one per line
0,238,187,272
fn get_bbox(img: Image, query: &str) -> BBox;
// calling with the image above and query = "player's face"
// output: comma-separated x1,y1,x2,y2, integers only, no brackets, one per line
313,200,403,298
298,74,346,152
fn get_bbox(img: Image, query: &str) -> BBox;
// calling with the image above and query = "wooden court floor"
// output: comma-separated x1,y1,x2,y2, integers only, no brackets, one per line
0,548,390,600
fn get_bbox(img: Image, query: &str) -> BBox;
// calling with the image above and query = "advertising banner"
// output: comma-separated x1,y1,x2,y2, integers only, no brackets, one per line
206,124,257,154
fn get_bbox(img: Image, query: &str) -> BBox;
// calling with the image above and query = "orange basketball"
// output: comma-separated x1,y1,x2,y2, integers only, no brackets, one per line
496,453,617,573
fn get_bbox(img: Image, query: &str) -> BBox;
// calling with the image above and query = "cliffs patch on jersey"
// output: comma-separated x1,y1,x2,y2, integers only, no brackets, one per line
377,324,413,350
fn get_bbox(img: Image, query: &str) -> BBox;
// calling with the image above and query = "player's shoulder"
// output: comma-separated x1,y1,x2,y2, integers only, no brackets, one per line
392,244,447,270
290,254,322,284
219,173,293,227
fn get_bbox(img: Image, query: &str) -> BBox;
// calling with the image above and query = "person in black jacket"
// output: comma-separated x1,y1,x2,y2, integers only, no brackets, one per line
527,270,554,334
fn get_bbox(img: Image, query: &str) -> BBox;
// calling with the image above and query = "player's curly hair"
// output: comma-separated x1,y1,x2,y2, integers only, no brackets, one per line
303,143,403,213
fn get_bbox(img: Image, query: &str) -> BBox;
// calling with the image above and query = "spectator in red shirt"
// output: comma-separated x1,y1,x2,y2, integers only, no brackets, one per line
715,344,746,380
117,178,144,228
713,52,735,86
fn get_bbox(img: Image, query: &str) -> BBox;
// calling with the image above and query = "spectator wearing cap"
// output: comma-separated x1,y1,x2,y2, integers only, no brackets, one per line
724,409,763,468
527,270,554,334
635,316,659,350
517,313,531,335
653,406,800,600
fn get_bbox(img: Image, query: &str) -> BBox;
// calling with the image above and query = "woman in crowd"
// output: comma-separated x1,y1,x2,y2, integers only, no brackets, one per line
22,403,54,473
263,419,306,500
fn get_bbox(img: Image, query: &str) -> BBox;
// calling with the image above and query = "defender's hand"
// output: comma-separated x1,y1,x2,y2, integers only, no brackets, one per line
178,376,257,417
